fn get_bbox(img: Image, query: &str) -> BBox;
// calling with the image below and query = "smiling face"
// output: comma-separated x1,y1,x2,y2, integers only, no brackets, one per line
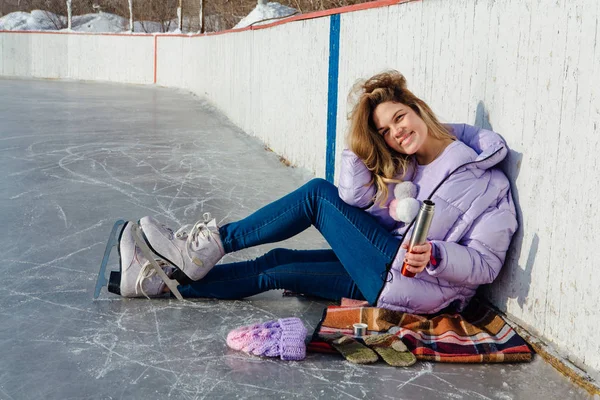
372,101,428,156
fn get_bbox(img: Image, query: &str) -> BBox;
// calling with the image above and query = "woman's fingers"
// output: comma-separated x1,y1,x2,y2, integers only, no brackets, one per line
404,252,429,266
410,242,431,254
402,242,432,272
404,264,426,274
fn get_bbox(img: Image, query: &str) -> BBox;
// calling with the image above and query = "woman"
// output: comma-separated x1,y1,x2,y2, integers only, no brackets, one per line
111,70,517,315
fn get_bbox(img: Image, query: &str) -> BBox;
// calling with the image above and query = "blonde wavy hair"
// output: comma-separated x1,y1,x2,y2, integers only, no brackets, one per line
347,70,455,205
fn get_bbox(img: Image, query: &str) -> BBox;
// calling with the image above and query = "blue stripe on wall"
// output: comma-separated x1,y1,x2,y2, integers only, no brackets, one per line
325,14,340,183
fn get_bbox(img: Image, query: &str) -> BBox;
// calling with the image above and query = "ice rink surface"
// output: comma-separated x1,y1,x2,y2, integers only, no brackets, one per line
0,78,592,399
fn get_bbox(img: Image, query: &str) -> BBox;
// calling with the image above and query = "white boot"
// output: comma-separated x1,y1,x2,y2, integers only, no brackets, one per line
139,213,225,281
114,221,183,299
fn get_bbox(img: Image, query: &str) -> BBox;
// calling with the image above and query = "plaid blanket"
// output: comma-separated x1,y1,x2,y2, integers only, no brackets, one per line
309,298,533,363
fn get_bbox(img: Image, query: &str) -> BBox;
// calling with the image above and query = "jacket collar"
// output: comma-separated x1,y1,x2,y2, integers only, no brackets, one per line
448,123,508,170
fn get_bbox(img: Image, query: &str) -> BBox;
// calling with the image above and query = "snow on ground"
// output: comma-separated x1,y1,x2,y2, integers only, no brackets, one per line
0,10,65,31
234,2,298,29
0,10,179,33
70,12,127,33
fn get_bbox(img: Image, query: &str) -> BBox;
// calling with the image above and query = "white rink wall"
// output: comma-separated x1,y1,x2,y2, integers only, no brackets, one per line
1,0,600,381
156,20,331,176
0,32,154,84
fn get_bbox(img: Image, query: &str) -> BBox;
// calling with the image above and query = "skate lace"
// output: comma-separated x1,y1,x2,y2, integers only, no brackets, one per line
136,259,168,299
174,213,216,260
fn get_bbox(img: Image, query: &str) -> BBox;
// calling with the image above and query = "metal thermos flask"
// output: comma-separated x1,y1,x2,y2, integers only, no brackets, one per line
401,200,435,278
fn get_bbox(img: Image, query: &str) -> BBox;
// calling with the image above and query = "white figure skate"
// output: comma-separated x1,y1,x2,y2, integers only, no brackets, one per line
94,220,184,300
138,213,225,281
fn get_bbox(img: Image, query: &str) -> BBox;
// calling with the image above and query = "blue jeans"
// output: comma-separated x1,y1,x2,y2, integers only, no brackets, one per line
178,178,401,304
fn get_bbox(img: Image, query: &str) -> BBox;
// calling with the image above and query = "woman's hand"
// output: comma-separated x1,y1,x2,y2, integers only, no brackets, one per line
401,242,432,275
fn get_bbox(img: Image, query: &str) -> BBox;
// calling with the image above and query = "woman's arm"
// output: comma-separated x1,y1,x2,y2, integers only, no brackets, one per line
337,149,376,208
337,149,398,230
426,177,518,286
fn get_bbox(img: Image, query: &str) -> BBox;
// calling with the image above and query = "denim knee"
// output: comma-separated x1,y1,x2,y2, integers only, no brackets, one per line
302,178,336,197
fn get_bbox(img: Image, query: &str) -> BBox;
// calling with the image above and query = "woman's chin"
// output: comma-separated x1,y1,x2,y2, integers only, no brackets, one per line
397,146,416,156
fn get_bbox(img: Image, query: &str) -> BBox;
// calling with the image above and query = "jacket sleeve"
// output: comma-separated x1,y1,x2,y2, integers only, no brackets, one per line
337,149,398,230
426,178,518,286
338,149,376,208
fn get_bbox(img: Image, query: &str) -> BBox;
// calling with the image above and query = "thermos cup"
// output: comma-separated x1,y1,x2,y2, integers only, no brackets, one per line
401,200,435,278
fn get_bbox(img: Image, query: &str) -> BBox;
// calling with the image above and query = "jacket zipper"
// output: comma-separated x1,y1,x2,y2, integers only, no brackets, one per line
373,146,503,305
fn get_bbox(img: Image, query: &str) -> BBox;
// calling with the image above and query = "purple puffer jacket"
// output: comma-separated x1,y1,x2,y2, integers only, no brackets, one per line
338,124,518,314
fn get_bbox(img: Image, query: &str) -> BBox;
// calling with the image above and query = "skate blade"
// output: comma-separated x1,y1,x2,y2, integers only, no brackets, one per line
94,219,126,299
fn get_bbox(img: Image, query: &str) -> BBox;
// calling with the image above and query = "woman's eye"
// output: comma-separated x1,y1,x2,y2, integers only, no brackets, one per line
395,114,404,122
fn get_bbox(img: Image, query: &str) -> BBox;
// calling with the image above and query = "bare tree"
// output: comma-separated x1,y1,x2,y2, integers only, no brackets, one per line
198,0,203,33
138,0,178,32
66,0,71,29
97,0,130,30
127,0,132,31
100,0,177,33
25,0,67,29
21,0,99,28
177,0,181,30
0,0,26,16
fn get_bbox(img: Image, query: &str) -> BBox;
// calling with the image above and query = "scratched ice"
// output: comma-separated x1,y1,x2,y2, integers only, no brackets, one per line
0,79,591,399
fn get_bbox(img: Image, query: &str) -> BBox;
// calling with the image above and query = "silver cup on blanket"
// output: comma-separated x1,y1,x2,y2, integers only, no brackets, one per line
353,323,368,337
401,200,435,278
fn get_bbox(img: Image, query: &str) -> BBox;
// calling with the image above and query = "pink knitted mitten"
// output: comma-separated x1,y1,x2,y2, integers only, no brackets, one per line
226,317,307,361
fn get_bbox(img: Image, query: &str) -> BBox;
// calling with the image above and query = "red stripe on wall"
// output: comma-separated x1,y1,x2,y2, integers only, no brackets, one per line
153,35,157,84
